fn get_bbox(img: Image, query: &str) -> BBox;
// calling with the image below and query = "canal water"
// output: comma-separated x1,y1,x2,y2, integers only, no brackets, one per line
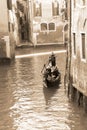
0,50,87,130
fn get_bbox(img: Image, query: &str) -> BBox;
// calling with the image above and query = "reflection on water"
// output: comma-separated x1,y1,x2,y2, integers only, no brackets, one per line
43,86,60,107
0,53,87,130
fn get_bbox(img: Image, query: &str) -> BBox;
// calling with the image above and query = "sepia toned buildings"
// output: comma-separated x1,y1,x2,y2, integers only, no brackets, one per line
65,0,87,112
0,0,33,60
13,0,67,46
0,0,67,60
12,0,31,45
32,0,67,45
0,0,15,60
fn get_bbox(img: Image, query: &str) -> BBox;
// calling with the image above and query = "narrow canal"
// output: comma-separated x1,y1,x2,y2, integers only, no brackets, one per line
0,48,87,130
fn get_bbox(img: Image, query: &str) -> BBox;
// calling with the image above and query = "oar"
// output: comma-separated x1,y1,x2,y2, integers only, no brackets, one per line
41,64,46,74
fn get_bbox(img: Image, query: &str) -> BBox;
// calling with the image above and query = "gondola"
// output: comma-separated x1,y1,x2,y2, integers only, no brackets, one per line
41,52,61,88
42,65,61,88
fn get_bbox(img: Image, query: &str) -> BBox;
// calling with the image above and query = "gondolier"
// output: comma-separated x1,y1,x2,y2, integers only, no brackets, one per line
48,52,56,67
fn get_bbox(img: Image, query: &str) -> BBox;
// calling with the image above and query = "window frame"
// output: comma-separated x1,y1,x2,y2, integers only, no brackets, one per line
40,23,48,32
73,32,76,56
40,22,56,32
48,22,56,32
81,32,86,62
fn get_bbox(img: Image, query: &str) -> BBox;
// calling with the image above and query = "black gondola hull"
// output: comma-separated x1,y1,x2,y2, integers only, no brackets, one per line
43,74,61,88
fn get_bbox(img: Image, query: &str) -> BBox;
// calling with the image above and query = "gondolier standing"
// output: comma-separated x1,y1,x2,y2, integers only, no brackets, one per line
48,52,56,67
49,52,60,79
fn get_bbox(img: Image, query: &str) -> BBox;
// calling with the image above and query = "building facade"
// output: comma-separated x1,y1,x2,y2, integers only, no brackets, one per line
12,0,30,45
31,0,67,46
65,0,87,112
0,0,15,60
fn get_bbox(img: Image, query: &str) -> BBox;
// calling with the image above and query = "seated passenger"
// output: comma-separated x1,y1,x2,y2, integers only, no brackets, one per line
43,67,51,80
51,66,60,78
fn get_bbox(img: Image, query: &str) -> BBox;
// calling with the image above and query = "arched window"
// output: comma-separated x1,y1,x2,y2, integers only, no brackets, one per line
48,23,55,31
41,23,47,31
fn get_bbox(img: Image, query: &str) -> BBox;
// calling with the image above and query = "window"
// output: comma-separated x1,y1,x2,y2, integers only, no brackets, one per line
74,0,76,8
33,1,42,17
48,23,55,30
7,0,12,10
82,0,85,5
41,23,47,31
40,23,55,32
81,33,86,59
52,0,59,16
73,33,76,55
8,22,10,32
